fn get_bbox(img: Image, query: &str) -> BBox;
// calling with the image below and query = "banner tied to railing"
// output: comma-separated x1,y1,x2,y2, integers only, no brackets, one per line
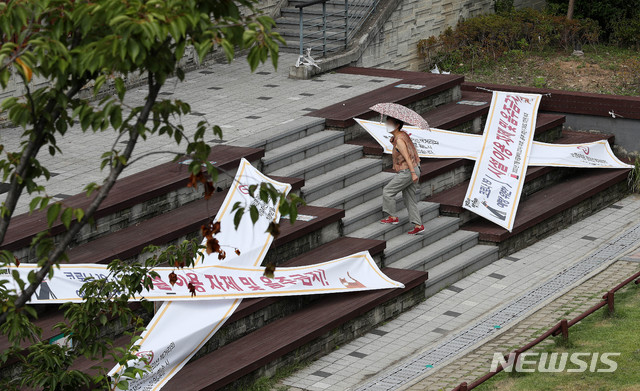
6,252,402,304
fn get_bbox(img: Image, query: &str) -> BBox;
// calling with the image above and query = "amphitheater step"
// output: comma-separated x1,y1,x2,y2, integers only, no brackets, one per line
386,230,479,270
162,267,428,391
310,171,395,210
269,143,363,180
310,67,464,139
462,167,630,257
3,145,265,261
382,219,469,266
301,157,383,202
262,129,345,173
424,245,500,297
349,201,442,241
41,237,388,377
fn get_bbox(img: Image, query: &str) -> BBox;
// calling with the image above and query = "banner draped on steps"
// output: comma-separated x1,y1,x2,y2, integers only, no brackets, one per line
7,252,402,304
463,91,540,230
2,158,403,391
102,159,403,390
356,91,632,231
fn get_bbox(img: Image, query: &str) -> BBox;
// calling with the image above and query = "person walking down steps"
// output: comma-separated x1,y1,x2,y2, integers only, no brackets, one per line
380,117,425,235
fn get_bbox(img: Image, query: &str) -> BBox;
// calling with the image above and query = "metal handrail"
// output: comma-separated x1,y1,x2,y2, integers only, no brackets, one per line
296,0,380,57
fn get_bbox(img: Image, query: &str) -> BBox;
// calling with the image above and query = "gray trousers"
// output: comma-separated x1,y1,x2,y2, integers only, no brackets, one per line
382,166,421,225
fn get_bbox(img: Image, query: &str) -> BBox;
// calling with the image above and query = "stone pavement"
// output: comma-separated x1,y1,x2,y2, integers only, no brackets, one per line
277,194,640,391
405,259,640,391
0,52,399,215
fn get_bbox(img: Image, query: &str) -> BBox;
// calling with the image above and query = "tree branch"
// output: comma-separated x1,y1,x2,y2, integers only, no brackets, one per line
0,72,163,323
0,80,84,245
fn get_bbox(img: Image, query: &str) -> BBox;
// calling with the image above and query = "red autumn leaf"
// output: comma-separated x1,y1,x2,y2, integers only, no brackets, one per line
168,271,177,286
234,248,241,256
204,181,215,200
14,256,20,267
201,220,221,240
206,238,220,255
218,250,226,260
188,283,196,297
263,263,276,279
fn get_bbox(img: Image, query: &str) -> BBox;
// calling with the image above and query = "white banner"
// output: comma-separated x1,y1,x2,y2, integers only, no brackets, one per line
464,91,541,230
8,252,402,304
355,119,632,169
108,158,292,391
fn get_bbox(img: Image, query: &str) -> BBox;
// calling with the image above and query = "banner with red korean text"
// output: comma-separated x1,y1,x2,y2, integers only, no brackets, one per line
8,252,403,304
354,118,632,169
463,91,542,231
108,158,292,391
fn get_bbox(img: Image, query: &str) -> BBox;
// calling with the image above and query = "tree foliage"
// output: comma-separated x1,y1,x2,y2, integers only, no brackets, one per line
0,0,301,389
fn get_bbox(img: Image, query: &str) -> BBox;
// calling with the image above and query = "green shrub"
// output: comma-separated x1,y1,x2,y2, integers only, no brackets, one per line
611,18,640,49
494,0,514,14
547,0,640,40
417,9,600,72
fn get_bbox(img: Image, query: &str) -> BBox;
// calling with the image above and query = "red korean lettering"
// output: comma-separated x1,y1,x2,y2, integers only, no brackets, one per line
151,276,172,291
239,277,265,291
488,157,508,179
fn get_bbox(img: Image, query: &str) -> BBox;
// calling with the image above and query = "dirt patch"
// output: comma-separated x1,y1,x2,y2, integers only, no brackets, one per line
463,47,640,96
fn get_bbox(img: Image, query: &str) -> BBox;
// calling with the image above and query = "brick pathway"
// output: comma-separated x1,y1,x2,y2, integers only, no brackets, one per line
278,195,640,391
0,52,398,215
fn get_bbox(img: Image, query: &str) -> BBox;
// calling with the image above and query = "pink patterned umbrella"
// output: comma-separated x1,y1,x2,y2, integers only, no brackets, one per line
369,102,430,130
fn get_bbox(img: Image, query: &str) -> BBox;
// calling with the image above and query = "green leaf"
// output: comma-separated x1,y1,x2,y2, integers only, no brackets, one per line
249,205,259,224
233,208,244,229
61,207,73,229
47,203,61,227
116,380,129,390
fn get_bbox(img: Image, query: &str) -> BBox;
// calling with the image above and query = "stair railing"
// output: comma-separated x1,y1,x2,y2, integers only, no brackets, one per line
295,0,380,58
295,0,328,56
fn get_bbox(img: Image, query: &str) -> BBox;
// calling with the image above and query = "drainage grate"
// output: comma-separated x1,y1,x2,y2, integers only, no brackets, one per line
355,222,640,391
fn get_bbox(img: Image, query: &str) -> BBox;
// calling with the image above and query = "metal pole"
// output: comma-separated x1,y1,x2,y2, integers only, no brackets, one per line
322,2,327,56
344,0,349,48
299,7,304,56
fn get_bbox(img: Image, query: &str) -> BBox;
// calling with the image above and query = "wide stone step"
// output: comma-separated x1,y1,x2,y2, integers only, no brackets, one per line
386,229,479,270
311,171,395,210
262,129,344,173
234,117,325,151
381,216,462,265
270,143,363,180
301,158,383,202
349,201,441,241
343,192,427,235
424,245,500,297
163,267,427,391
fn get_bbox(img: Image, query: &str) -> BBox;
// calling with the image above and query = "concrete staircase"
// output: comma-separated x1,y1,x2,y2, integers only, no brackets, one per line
254,114,500,300
274,0,378,56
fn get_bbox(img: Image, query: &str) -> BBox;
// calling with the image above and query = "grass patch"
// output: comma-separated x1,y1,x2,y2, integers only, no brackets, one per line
474,282,640,391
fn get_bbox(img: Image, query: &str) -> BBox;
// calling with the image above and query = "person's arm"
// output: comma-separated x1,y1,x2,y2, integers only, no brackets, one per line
396,139,419,182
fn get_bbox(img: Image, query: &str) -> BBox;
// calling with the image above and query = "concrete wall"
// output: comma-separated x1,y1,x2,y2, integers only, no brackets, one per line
356,0,546,71
564,113,640,155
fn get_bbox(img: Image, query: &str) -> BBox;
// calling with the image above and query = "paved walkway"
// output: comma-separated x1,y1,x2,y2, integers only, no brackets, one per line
407,259,640,390
278,194,640,391
0,53,398,215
